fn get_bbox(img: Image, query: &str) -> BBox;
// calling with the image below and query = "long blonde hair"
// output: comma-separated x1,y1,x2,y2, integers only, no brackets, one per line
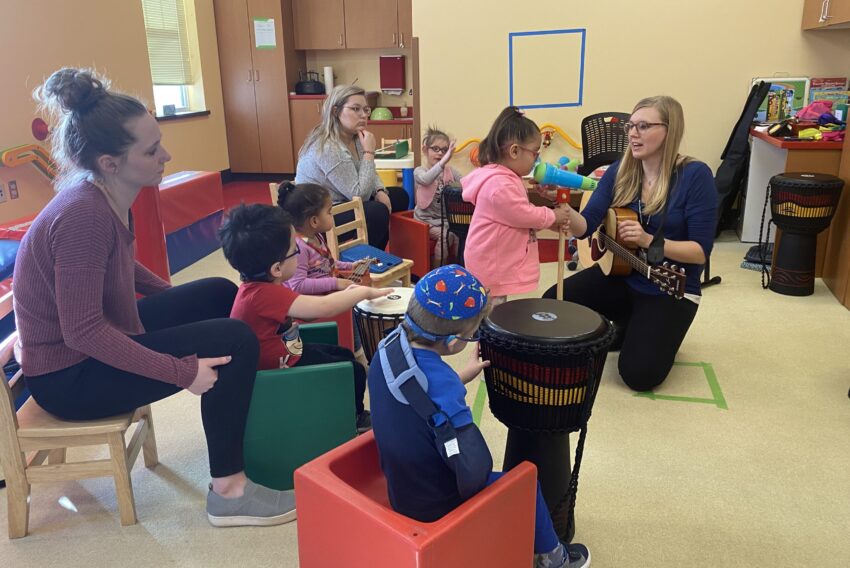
299,85,365,157
611,96,692,215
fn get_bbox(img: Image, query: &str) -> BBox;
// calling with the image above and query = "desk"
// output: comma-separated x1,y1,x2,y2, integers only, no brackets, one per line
375,152,416,209
738,130,842,276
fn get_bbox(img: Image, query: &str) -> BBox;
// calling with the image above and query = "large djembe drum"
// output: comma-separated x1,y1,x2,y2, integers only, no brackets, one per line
479,299,615,543
442,186,474,266
767,173,844,296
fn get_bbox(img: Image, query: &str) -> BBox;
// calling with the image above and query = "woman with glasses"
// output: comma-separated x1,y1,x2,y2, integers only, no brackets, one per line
16,68,299,527
543,96,717,391
295,85,409,250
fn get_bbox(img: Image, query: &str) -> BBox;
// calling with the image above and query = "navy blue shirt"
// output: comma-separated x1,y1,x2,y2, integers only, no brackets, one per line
579,160,717,296
368,347,492,522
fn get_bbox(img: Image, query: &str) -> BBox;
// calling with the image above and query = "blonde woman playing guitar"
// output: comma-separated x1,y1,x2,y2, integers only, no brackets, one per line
543,96,717,392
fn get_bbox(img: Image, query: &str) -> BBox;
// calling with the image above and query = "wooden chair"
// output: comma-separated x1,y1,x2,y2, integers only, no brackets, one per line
0,333,158,538
327,197,413,288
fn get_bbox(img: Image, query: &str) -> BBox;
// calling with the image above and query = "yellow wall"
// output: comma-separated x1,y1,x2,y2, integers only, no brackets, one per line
413,0,850,173
304,49,414,107
0,0,229,177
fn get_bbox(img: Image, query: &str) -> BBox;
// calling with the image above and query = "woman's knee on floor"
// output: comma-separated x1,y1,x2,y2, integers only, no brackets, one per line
617,356,670,392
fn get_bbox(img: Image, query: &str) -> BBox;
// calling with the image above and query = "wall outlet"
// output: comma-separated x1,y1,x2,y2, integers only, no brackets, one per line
0,183,6,203
8,180,18,199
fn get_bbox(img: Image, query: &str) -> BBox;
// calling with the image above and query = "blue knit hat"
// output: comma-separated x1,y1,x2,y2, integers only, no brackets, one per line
413,264,488,321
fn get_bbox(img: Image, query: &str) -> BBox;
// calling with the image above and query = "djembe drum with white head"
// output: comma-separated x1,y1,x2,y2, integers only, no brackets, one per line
768,173,843,296
480,299,615,543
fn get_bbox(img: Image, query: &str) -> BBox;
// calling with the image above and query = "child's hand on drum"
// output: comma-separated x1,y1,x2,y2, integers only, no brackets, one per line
459,343,490,384
351,285,393,300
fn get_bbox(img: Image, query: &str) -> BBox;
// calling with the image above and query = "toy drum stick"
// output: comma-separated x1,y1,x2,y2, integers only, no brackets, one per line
555,188,570,300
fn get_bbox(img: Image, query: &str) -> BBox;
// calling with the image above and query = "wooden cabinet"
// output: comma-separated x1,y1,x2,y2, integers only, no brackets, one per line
803,0,850,29
822,133,850,309
368,123,413,145
214,0,300,173
344,0,398,49
292,0,345,49
291,0,412,49
397,0,412,48
289,98,324,161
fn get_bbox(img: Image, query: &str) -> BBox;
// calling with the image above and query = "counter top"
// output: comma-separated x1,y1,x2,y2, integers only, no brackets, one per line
368,118,413,125
751,128,843,150
288,94,327,100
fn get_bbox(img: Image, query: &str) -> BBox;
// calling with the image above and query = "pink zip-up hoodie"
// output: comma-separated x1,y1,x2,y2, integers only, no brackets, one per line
461,164,555,297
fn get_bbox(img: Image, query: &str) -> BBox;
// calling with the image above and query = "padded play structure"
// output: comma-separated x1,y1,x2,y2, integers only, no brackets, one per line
156,171,225,275
294,431,538,567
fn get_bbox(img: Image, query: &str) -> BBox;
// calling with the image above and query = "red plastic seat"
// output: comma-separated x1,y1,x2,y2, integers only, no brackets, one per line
294,431,537,567
389,210,435,279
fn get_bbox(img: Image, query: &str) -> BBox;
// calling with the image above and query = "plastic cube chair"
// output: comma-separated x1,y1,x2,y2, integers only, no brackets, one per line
294,431,537,567
243,323,356,491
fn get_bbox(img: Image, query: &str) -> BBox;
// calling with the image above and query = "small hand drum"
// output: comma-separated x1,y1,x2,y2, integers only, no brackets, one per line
353,287,413,362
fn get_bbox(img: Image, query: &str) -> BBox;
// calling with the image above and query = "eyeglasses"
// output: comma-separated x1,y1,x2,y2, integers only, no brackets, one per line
504,144,540,161
623,121,668,134
282,242,301,262
452,329,481,343
428,145,450,154
343,105,371,116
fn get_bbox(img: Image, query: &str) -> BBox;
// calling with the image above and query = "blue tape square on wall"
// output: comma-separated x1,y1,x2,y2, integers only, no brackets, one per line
509,28,586,109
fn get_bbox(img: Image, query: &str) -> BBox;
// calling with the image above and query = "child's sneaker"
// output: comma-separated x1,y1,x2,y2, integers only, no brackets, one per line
535,542,591,568
356,410,372,433
206,479,296,527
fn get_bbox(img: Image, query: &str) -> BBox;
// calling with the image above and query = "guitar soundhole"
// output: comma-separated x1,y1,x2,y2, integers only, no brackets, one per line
590,227,606,261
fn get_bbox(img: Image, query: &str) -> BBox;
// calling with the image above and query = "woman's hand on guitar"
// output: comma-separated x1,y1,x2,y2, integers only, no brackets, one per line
337,278,355,290
618,219,652,248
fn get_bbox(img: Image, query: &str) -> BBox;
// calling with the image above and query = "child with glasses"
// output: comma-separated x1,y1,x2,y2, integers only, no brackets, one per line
414,126,463,268
368,265,590,568
219,203,391,433
462,107,570,304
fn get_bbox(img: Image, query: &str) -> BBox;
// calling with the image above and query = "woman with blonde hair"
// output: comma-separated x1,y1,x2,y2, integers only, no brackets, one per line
545,95,717,391
295,85,408,249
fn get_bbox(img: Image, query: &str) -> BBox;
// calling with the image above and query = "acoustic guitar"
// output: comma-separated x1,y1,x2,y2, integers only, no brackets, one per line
575,192,687,299
335,258,376,286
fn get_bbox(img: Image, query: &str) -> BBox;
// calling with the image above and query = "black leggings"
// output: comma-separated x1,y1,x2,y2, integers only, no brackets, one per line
543,266,699,391
24,278,258,478
294,342,366,415
334,187,409,250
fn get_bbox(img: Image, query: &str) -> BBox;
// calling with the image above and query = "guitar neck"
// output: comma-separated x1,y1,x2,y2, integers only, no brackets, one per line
599,233,650,278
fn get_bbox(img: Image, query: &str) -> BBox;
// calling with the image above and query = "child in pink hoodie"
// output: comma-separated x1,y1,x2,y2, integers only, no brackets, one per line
462,107,569,301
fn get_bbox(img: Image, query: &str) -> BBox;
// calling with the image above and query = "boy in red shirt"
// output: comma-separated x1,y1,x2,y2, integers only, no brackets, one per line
219,204,390,432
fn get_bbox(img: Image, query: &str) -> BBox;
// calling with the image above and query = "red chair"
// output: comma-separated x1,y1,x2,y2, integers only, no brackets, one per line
389,210,434,279
295,308,354,352
294,431,537,568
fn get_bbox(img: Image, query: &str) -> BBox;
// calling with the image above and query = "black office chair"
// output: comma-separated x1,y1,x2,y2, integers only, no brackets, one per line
576,112,631,177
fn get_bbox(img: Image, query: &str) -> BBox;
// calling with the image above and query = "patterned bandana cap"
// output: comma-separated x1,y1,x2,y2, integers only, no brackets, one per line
414,264,488,320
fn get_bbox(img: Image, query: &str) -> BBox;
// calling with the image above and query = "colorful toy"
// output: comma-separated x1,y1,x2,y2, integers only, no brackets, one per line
533,162,597,190
557,156,581,172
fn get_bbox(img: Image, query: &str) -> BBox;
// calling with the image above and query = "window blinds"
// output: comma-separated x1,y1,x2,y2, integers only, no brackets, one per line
142,0,194,85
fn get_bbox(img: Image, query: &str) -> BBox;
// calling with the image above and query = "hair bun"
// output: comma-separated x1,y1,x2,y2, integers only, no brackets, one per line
276,180,297,207
41,68,109,114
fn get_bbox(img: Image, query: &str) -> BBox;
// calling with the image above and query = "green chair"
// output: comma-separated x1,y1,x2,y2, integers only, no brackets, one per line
243,322,356,491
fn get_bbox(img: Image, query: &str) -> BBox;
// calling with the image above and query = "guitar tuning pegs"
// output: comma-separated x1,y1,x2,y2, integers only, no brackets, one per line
671,264,677,271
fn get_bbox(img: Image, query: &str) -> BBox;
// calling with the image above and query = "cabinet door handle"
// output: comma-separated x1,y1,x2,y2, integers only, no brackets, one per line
820,0,828,21
824,0,832,20
338,34,343,46
255,70,260,82
315,103,320,114
399,32,405,48
248,69,253,82
392,32,396,46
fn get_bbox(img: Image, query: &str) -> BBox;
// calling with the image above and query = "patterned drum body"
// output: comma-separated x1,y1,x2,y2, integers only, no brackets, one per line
353,287,414,362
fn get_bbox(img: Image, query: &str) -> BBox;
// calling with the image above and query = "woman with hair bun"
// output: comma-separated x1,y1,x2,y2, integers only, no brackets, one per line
14,68,297,527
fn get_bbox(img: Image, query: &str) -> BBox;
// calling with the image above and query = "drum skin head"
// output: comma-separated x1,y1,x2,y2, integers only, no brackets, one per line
355,287,414,315
483,299,607,344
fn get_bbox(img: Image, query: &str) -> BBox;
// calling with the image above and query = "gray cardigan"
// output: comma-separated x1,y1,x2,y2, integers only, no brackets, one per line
295,137,384,203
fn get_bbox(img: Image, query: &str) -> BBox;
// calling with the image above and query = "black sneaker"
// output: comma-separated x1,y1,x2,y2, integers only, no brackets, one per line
356,410,372,434
565,542,590,568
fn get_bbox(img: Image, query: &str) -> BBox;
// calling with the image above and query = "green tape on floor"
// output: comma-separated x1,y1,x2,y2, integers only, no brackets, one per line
634,361,727,409
472,380,488,426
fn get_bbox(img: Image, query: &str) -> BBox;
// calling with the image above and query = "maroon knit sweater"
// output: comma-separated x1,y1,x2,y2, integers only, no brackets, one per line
12,180,198,388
